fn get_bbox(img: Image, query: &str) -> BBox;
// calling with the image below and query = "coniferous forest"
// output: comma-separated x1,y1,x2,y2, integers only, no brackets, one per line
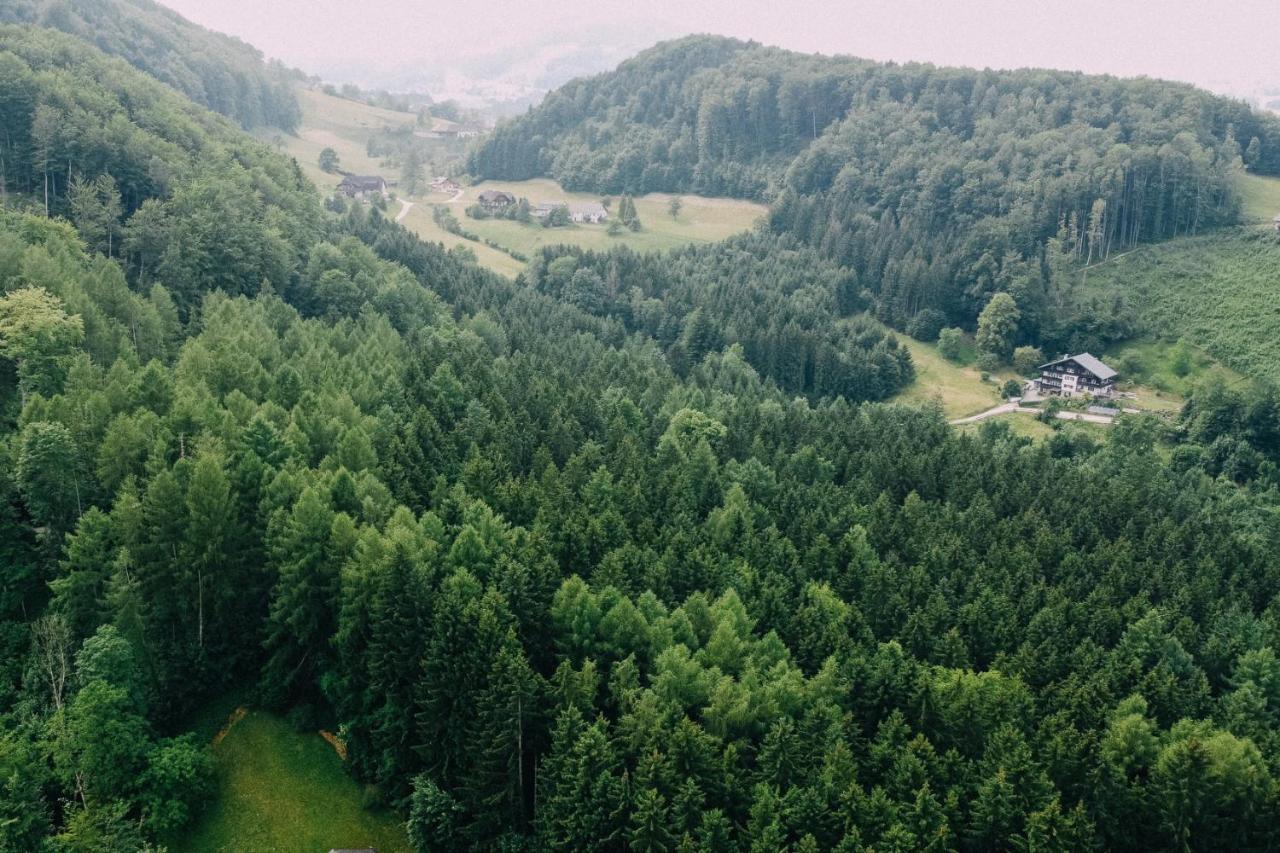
2,14,1280,853
473,36,1280,336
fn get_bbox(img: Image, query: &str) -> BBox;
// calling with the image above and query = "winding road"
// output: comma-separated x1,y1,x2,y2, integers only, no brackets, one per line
396,199,415,222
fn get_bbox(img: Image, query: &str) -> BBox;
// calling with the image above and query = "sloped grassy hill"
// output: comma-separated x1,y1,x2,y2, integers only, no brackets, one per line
1081,225,1280,381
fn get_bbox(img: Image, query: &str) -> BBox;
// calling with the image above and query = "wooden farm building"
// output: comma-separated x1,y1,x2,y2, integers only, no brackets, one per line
1035,353,1117,397
478,190,516,211
337,175,387,199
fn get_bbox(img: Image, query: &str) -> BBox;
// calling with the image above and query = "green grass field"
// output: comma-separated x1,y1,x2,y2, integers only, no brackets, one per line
452,178,768,259
895,335,1023,419
273,90,768,278
175,710,410,853
398,200,528,278
1102,339,1246,404
1080,227,1280,382
272,87,417,192
1236,171,1280,224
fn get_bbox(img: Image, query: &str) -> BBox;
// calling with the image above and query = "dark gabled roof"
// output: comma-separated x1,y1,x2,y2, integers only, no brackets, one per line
338,175,385,190
1039,352,1117,380
478,190,515,203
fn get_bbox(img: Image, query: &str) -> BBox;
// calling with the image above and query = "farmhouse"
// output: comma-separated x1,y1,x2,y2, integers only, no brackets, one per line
569,202,608,224
1035,353,1117,397
336,175,387,199
430,176,461,193
478,190,516,211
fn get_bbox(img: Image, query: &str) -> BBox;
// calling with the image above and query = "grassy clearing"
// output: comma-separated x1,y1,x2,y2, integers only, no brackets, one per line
1103,339,1246,407
455,178,768,256
175,710,409,853
271,87,417,191
895,336,1023,419
272,91,766,278
891,329,1200,433
398,201,527,278
955,412,1055,441
1080,228,1280,382
1236,171,1280,224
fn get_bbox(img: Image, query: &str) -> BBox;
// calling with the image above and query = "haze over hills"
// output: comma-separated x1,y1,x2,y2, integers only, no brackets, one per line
157,0,1280,113
304,19,681,117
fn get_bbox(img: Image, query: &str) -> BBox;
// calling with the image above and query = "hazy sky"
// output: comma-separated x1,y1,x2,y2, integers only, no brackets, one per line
158,0,1280,91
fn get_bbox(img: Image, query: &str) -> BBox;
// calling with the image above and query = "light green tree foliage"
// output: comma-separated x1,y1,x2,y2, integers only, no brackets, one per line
0,287,83,397
976,293,1020,361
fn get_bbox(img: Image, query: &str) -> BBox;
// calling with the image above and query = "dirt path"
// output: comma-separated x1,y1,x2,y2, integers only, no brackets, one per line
396,199,415,222
211,706,248,747
950,402,1033,424
950,403,1115,426
1053,410,1115,424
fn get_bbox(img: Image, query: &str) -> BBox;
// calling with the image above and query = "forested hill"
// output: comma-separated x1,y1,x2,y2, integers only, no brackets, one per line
471,36,1280,339
0,24,322,312
472,35,1280,199
0,0,301,130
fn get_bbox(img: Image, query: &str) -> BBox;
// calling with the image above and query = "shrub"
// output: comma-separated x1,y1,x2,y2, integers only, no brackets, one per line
1013,345,1043,375
938,327,965,362
976,351,1002,372
1002,379,1023,398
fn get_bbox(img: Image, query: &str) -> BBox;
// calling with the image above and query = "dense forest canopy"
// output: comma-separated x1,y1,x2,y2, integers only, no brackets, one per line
471,36,1280,341
522,235,914,402
1,20,1280,853
0,25,322,312
0,0,301,130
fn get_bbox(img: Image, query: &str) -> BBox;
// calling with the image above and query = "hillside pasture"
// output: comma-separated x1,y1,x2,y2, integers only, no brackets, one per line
275,87,416,189
1079,228,1280,382
895,335,1024,419
175,710,410,853
455,178,768,257
1237,171,1280,224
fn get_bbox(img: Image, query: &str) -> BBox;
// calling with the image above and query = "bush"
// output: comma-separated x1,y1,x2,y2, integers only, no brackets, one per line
938,327,965,361
906,308,947,342
976,351,1002,372
1002,379,1023,398
1012,345,1043,375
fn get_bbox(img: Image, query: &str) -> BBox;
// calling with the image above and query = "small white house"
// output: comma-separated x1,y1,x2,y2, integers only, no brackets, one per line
569,202,608,224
